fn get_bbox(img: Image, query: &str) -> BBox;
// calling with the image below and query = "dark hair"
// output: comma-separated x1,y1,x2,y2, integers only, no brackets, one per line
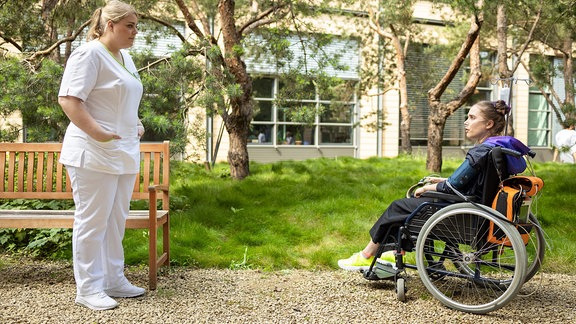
561,118,576,129
475,100,510,135
86,0,137,41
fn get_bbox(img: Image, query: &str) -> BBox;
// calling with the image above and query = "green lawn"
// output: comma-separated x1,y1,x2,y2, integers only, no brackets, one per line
121,156,576,274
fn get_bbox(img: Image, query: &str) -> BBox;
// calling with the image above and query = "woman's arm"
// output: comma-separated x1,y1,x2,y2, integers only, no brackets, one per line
552,148,558,162
415,158,480,198
414,176,446,197
59,96,120,142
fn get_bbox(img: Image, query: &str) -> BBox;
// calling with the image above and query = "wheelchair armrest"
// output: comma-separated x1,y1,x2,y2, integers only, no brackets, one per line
420,191,473,203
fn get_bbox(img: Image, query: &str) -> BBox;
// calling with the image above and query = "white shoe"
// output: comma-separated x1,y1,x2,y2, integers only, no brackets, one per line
105,283,146,298
75,292,118,311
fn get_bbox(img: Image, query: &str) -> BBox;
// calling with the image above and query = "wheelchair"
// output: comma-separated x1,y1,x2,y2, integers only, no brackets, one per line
362,145,546,314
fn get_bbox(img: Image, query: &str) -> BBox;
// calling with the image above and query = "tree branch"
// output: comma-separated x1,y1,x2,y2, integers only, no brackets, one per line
509,0,543,73
521,59,565,123
238,3,290,36
174,0,215,44
189,0,213,37
367,8,394,39
0,31,23,52
138,14,188,43
428,14,482,100
29,19,90,60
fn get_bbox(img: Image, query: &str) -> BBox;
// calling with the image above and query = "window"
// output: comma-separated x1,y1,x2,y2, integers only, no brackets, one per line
250,77,275,144
249,77,356,146
528,90,551,147
406,47,495,146
527,55,554,147
244,34,359,147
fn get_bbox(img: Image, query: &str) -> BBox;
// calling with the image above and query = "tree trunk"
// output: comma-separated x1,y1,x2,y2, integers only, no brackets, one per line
219,0,253,180
367,9,414,154
426,106,447,171
392,31,412,154
562,37,575,110
225,114,251,179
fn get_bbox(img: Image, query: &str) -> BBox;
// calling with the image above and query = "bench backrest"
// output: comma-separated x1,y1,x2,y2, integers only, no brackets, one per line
0,141,170,202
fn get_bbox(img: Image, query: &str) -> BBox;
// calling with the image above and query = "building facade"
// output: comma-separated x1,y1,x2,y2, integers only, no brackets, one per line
201,2,559,164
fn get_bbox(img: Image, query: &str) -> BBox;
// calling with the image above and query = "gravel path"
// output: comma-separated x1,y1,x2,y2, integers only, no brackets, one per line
1,257,575,323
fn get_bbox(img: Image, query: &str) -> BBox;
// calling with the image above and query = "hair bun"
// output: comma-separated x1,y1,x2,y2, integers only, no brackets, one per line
492,100,511,116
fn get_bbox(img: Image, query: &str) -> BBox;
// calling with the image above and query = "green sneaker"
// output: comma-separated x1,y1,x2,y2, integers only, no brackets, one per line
377,250,416,266
338,252,373,272
379,250,396,263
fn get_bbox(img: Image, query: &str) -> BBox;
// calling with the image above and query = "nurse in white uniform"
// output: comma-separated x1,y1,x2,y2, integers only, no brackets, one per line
58,0,145,311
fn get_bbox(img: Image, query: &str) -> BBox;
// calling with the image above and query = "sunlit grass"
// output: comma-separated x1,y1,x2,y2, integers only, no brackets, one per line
123,156,576,275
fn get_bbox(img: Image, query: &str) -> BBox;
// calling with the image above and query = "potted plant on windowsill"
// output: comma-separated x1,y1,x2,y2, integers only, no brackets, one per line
295,132,302,145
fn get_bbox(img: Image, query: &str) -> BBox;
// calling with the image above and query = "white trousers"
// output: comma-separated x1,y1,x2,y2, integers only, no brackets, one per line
67,167,137,296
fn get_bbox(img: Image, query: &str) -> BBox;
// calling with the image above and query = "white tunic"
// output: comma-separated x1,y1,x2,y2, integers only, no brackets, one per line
59,40,143,174
554,129,576,163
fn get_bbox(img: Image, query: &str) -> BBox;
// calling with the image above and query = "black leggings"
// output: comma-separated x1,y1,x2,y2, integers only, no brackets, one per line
369,196,437,243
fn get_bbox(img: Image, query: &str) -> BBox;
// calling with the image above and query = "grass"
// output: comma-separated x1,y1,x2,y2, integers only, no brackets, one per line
121,155,576,275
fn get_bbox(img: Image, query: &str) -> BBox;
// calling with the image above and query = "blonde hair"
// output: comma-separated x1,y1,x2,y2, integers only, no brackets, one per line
86,0,137,41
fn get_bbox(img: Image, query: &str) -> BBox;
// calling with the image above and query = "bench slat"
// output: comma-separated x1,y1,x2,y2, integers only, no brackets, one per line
0,210,169,229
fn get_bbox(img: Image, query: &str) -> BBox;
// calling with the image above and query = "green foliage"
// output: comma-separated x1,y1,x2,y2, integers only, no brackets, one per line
0,199,74,210
0,1,204,155
0,39,202,158
133,47,204,155
0,0,49,51
21,60,68,142
0,57,25,141
0,57,66,142
0,199,73,258
529,55,555,87
0,228,72,258
374,0,419,28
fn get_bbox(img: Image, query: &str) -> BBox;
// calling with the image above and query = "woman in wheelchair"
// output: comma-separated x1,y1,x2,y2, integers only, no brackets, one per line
338,100,514,272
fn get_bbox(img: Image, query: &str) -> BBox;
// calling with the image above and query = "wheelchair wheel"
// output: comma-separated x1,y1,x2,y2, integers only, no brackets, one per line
520,213,545,283
415,203,527,314
447,212,545,284
396,277,406,302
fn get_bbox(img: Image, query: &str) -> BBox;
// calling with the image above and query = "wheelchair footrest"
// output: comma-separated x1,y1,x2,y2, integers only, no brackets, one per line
363,260,399,281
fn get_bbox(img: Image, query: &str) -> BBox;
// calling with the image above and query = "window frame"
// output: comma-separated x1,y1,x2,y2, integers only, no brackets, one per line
249,77,357,146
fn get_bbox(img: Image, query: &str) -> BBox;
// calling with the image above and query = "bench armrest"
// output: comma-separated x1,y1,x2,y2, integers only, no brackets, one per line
148,185,169,212
148,184,169,193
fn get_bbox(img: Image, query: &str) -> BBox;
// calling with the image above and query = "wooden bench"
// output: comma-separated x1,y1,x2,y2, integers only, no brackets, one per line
0,141,170,290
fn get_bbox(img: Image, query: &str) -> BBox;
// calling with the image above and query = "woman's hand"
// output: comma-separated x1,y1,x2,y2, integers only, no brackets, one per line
423,176,446,184
137,125,145,138
95,130,122,142
59,96,121,142
414,183,438,198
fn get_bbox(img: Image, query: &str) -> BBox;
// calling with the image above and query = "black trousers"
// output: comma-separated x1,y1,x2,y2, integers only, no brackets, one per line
369,196,437,243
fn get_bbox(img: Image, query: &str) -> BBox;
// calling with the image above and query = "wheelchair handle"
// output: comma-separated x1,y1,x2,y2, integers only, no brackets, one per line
500,147,536,158
500,147,521,157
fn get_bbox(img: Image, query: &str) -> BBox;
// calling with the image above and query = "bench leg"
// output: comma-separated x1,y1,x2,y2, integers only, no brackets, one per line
163,215,170,267
149,223,158,290
148,215,169,290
